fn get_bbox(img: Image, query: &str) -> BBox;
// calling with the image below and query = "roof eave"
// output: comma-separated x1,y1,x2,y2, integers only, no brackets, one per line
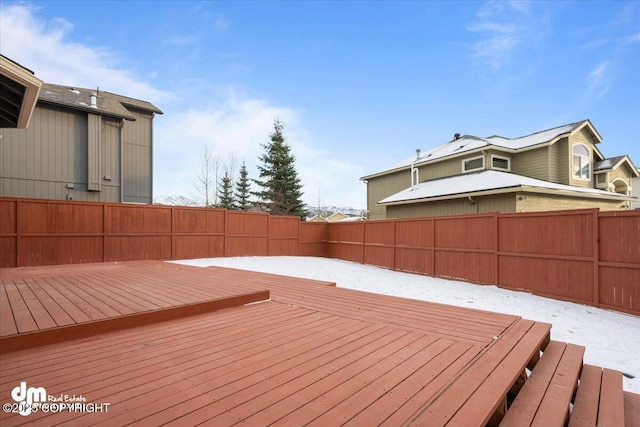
379,185,635,206
379,186,521,206
38,99,136,121
0,55,43,128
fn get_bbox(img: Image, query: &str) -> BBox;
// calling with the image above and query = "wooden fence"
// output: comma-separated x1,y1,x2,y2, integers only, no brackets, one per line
0,198,323,267
1,198,638,315
326,209,639,316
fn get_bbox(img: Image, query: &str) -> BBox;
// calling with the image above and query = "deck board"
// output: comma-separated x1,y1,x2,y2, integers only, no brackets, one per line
0,260,557,427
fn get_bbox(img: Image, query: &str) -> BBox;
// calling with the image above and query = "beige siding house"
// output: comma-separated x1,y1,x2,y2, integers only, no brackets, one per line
362,120,637,219
0,82,162,203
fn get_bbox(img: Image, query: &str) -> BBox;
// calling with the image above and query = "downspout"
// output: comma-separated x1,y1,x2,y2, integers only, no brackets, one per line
150,113,155,204
119,119,124,203
468,196,478,214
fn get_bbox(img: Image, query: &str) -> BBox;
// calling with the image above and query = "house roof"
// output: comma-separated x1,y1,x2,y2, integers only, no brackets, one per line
0,55,43,128
593,155,639,176
38,83,163,121
378,170,636,206
362,120,602,180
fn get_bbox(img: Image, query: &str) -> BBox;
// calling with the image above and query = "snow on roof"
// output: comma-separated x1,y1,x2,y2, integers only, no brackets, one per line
363,121,589,179
379,170,633,205
593,155,627,171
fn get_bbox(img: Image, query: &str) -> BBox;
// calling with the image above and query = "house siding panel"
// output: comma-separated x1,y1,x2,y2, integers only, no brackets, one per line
516,193,623,212
366,170,410,219
122,110,152,203
511,147,549,181
386,194,515,218
417,156,468,180
0,105,88,200
548,138,568,184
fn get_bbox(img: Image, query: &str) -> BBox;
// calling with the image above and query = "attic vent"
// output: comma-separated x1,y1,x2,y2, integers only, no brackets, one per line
454,133,461,140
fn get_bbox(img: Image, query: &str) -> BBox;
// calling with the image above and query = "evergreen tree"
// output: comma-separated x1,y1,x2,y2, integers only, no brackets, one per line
253,119,306,219
234,161,252,210
217,172,236,210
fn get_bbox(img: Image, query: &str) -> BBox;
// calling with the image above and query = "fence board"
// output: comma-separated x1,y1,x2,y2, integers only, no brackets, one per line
106,236,171,261
20,200,103,234
499,210,595,257
299,222,327,257
20,236,103,266
173,207,225,234
599,212,640,265
394,247,432,275
107,205,171,234
395,218,434,248
435,215,495,250
173,236,225,260
436,251,496,284
499,256,594,304
599,267,640,315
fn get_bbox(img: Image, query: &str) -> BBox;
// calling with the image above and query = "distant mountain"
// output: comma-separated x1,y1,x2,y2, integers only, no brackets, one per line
306,205,366,218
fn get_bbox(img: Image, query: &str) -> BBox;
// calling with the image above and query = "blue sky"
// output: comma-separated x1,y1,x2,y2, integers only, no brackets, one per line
1,1,639,209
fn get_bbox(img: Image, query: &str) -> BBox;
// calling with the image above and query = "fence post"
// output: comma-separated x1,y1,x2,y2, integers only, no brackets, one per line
494,213,499,287
431,218,436,277
102,202,107,262
15,199,21,267
392,220,397,271
593,209,600,308
170,206,174,260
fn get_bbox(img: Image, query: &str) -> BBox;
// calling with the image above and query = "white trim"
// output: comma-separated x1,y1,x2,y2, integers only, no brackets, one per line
462,155,485,173
490,154,511,172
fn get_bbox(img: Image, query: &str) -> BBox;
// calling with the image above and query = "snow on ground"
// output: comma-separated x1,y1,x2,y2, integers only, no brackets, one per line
173,256,640,394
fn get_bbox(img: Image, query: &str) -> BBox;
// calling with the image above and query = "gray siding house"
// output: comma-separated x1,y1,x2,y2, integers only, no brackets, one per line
0,83,162,203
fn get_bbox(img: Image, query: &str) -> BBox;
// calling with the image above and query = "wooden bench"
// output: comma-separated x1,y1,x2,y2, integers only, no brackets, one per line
500,340,584,426
569,364,626,427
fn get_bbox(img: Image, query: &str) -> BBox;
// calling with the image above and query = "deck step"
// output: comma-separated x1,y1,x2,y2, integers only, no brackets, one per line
408,319,551,426
569,364,627,427
624,391,640,427
500,340,584,426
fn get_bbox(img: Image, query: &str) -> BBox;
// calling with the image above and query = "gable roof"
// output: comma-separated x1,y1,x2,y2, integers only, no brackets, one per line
593,155,639,176
38,83,163,121
378,170,635,206
362,120,601,180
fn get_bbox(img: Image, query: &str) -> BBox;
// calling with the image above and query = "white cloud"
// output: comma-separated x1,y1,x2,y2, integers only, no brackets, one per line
214,15,228,32
627,31,640,43
0,4,168,104
467,0,547,70
586,61,612,102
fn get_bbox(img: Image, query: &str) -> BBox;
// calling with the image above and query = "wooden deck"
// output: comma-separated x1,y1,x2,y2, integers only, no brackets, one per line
0,261,634,426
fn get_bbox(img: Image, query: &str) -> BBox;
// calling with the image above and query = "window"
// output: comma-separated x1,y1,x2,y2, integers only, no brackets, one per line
491,155,510,171
572,144,590,180
462,156,485,173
